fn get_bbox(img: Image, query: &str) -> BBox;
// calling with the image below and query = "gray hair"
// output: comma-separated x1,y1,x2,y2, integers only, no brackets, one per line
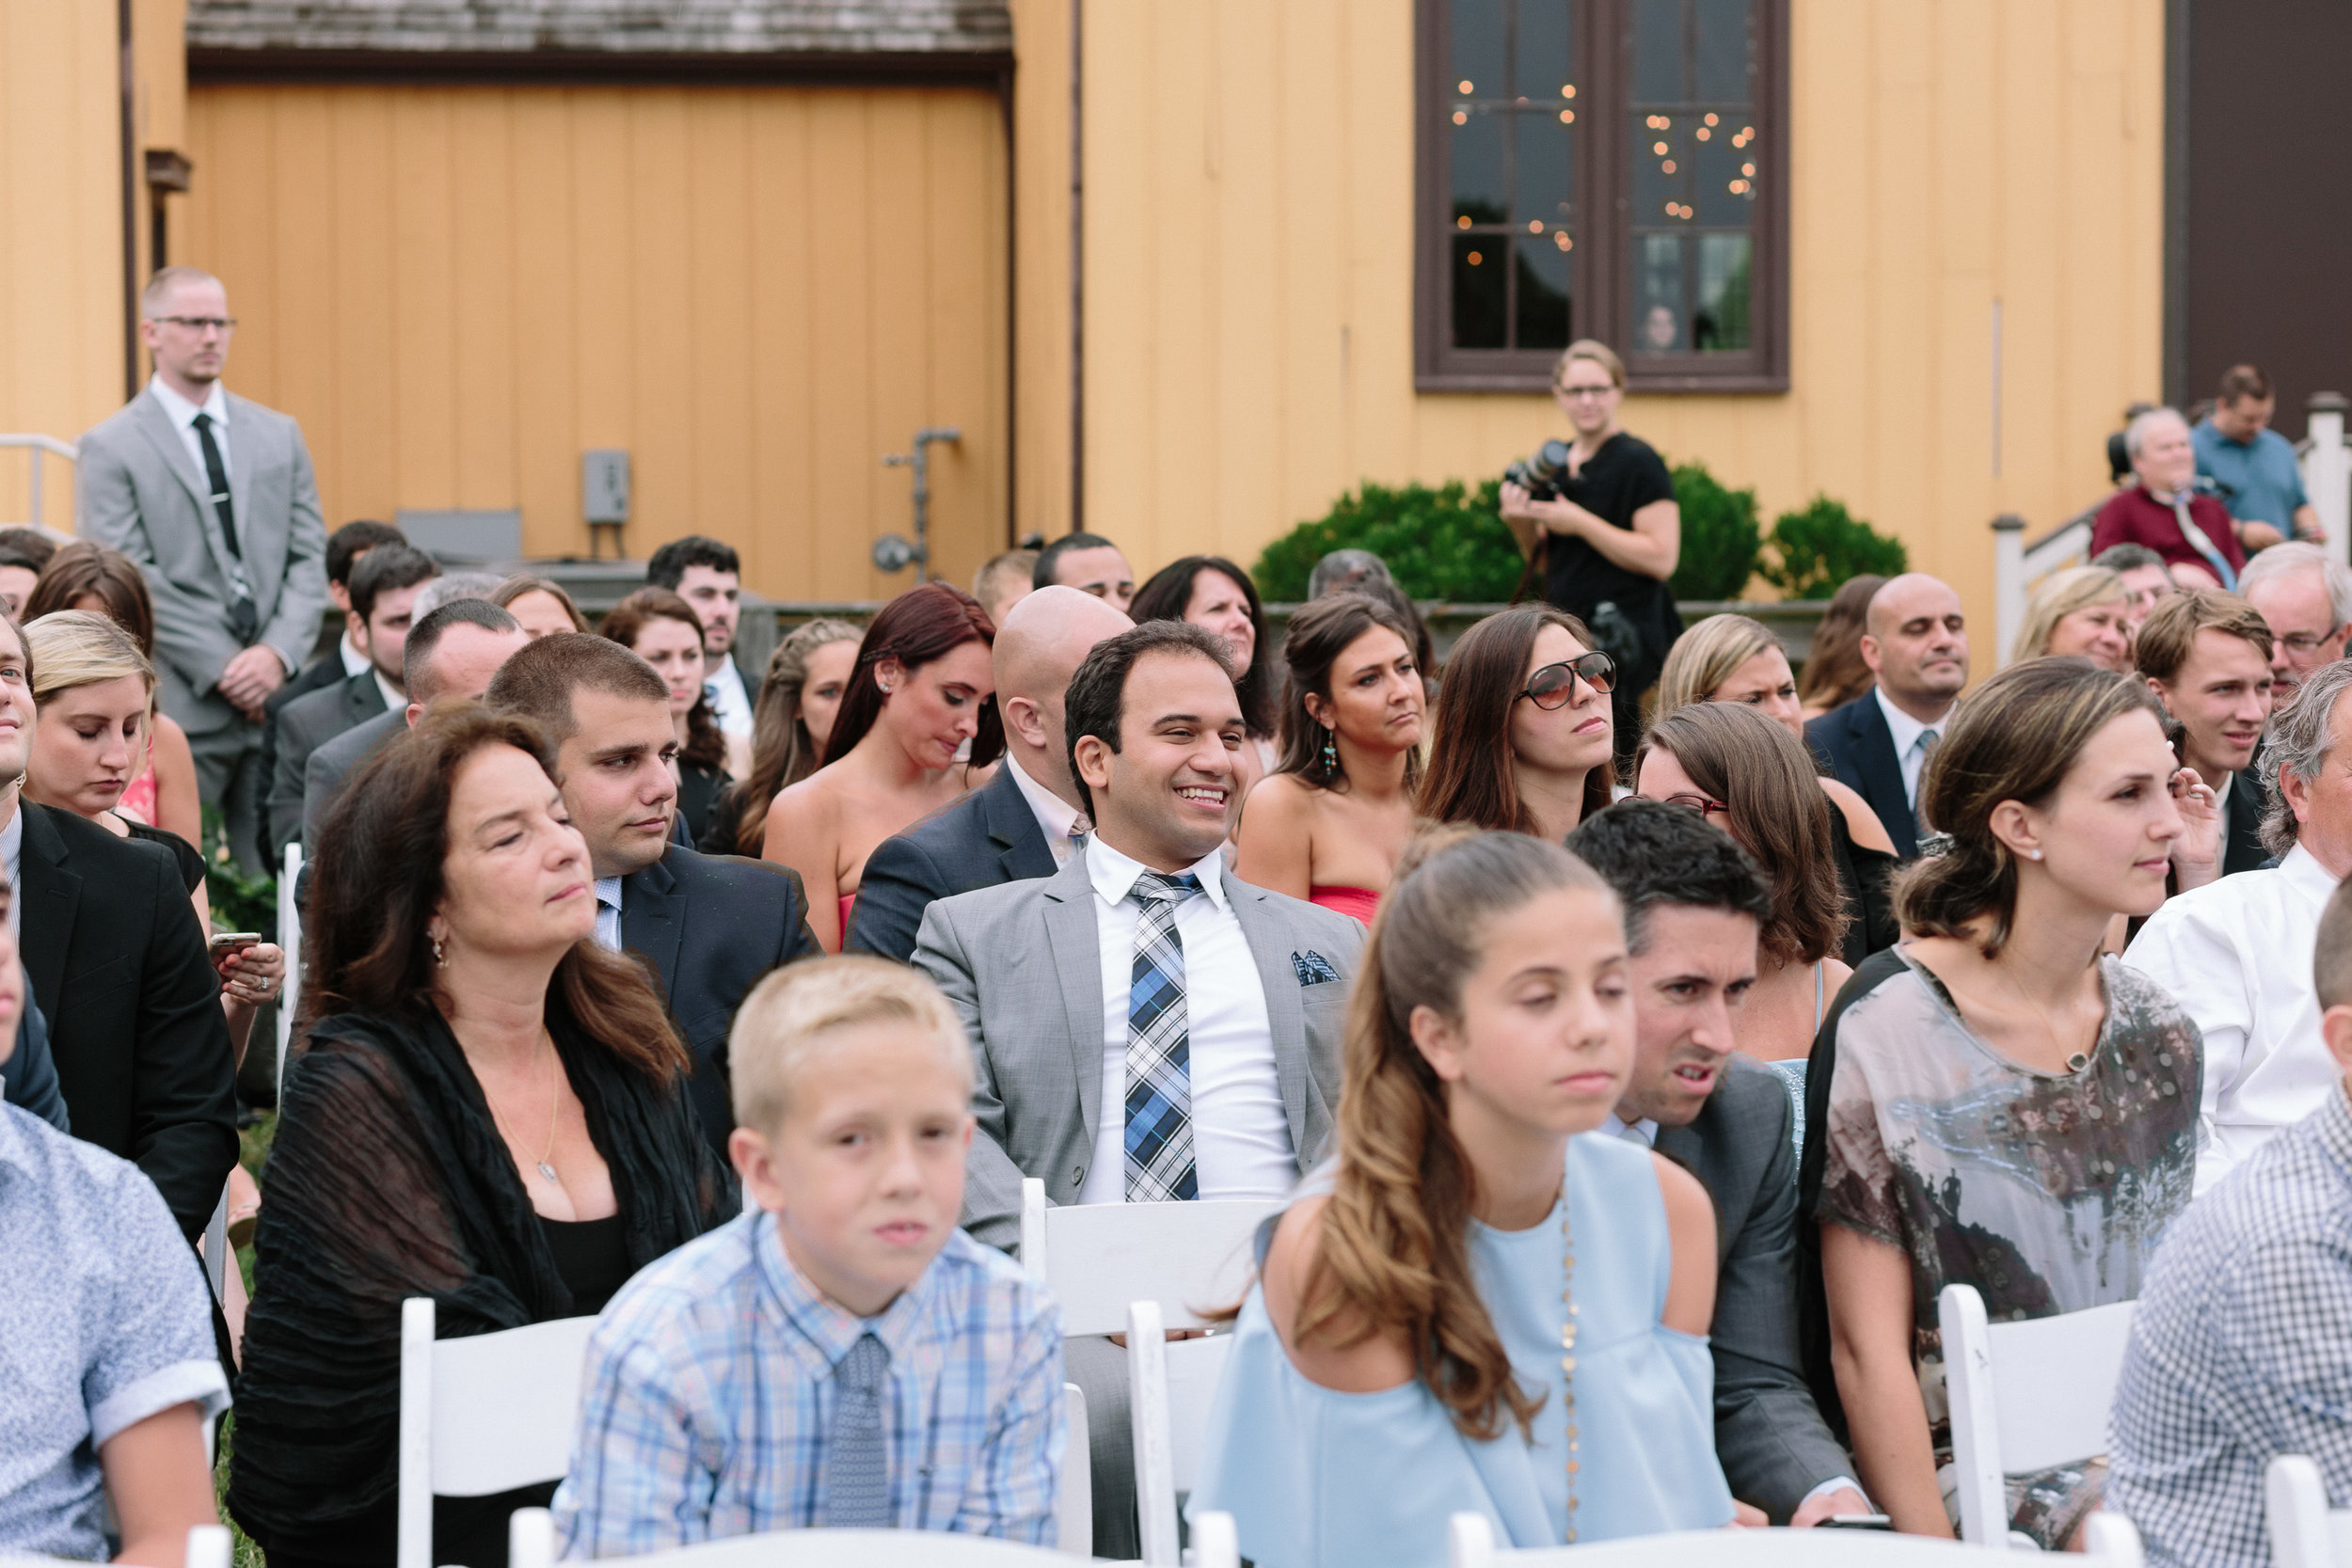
2123,405,2188,462
2262,661,2352,856
414,572,507,616
1309,548,1396,599
2091,542,2169,577
2239,540,2352,630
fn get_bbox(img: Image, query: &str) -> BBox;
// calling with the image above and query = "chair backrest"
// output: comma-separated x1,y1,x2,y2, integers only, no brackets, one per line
1015,1177,1277,1336
503,1506,1240,1568
278,838,303,1100
1056,1383,1091,1557
397,1297,598,1568
1937,1283,2137,1547
200,1180,230,1304
2266,1454,2352,1568
1128,1298,1236,1567
1443,1511,2147,1566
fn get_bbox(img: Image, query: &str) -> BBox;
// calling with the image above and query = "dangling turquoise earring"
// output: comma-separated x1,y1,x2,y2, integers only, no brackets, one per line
1320,725,1339,777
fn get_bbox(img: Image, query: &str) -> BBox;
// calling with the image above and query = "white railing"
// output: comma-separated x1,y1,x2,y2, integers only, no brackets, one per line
0,434,76,531
2294,392,2351,570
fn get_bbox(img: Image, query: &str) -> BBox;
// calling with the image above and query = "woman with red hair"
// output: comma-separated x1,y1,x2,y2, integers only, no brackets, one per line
761,582,1000,949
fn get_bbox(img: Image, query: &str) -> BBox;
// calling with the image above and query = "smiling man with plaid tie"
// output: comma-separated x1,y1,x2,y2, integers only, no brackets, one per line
914,619,1365,1556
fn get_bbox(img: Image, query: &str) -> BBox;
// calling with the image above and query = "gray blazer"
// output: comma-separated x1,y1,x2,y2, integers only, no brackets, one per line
914,847,1364,1249
1654,1056,1855,1521
302,707,404,846
77,387,327,737
267,671,388,859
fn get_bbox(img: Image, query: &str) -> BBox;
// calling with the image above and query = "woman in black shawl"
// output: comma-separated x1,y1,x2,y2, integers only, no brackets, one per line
230,705,735,1568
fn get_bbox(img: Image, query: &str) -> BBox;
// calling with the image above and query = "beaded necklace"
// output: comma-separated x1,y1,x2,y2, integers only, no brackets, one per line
1560,1175,1580,1543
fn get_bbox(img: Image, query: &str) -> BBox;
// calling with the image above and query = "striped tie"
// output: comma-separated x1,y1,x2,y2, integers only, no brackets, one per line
1124,871,1203,1203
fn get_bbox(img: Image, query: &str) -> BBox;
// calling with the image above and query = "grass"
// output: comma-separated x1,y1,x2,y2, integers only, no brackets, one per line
214,1109,275,1568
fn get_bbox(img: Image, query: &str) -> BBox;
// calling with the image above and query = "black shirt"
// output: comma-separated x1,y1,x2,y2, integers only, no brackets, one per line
1542,431,1680,655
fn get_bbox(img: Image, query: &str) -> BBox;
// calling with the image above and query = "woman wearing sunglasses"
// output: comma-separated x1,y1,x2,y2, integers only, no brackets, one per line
1420,605,1616,841
1633,702,1851,1137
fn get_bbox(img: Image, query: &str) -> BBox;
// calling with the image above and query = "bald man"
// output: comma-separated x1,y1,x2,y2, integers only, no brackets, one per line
1803,572,1970,858
848,585,1135,960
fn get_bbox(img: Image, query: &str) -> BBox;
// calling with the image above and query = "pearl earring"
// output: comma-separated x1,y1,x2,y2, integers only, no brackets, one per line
431,935,448,966
2026,849,2043,861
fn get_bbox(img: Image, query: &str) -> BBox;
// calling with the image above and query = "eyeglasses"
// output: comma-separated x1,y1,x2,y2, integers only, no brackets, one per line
1516,652,1616,708
1555,384,1616,401
2280,630,2338,655
1661,793,1732,820
152,316,238,334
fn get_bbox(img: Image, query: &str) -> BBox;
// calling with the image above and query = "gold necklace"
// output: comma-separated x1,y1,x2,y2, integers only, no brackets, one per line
485,1037,564,1187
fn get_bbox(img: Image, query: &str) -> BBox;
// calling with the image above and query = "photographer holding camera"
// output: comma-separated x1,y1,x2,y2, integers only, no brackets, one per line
1499,339,1682,763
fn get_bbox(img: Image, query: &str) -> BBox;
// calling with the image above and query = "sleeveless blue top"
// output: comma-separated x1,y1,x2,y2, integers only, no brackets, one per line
1187,1132,1733,1566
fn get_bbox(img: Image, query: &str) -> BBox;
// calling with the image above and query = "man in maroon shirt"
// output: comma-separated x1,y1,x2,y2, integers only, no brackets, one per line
2090,406,2248,590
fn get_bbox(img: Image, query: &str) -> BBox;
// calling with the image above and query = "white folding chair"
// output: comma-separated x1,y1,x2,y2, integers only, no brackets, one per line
1443,1511,2145,1566
1938,1283,2137,1549
396,1297,598,1568
185,1524,233,1568
1015,1178,1277,1561
2267,1454,2352,1568
200,1179,230,1303
1126,1297,1235,1567
277,838,303,1101
503,1505,1239,1568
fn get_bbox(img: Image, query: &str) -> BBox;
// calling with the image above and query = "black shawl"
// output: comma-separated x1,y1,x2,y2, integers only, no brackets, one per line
227,1000,736,1564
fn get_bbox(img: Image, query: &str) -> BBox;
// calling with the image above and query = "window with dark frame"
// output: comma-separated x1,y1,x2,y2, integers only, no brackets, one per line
1416,0,1787,392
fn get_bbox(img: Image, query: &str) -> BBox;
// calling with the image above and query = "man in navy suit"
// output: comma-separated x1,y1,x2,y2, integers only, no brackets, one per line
849,584,1134,961
486,634,821,1155
1804,573,1969,859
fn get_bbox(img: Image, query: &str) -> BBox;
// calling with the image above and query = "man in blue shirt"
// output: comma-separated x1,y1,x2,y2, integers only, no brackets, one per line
2194,363,2324,548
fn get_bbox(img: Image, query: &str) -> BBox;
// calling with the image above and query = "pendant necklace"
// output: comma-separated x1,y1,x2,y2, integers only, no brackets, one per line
533,1037,562,1186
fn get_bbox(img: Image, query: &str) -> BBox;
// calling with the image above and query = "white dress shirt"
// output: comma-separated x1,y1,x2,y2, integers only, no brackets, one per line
372,669,403,717
1004,754,1087,867
704,657,753,739
2123,843,2343,1194
1076,835,1294,1206
338,633,370,678
2,805,20,939
148,374,230,487
593,874,625,953
1873,687,1942,809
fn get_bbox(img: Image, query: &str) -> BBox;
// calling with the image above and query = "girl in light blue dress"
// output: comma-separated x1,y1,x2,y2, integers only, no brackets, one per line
1189,830,1736,1567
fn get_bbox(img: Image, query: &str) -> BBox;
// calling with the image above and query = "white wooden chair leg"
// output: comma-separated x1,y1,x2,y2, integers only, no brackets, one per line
1129,1299,1178,1566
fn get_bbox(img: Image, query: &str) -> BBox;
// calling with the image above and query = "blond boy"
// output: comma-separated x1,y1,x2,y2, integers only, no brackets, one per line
552,958,1065,1556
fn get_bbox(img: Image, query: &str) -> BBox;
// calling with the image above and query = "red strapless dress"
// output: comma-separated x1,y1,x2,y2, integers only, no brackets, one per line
837,893,857,945
1309,885,1380,926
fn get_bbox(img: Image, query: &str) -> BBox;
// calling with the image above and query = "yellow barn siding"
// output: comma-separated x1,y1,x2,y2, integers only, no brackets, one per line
182,81,1009,603
1067,0,2164,675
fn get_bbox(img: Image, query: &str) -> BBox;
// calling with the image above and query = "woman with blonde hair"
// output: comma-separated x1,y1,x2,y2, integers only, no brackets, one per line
1191,830,1734,1563
1796,574,1886,718
2011,565,2133,672
702,617,862,856
1655,613,1899,962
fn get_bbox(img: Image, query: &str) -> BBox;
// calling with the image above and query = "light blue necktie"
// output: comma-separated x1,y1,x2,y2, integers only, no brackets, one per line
1125,871,1203,1202
822,1332,892,1528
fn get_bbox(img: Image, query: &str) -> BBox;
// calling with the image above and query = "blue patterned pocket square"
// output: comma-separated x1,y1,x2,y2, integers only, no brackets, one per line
1292,950,1342,986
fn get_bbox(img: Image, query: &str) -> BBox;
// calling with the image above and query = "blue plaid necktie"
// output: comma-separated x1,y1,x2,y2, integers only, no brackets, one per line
1125,870,1204,1202
822,1332,892,1528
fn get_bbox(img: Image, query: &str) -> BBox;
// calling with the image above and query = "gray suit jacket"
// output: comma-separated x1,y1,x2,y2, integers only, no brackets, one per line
303,707,404,846
78,387,327,737
914,847,1364,1249
1653,1056,1855,1521
268,671,388,859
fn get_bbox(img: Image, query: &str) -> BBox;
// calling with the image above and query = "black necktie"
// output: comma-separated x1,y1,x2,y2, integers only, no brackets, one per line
189,411,242,560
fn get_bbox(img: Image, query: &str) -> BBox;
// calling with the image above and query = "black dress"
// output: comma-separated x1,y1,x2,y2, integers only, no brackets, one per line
121,816,205,895
1828,809,1900,967
1540,431,1680,762
676,758,727,850
229,999,735,1568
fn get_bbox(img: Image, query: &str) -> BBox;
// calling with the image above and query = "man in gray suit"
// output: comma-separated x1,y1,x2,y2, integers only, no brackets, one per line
264,543,437,860
78,267,328,873
915,621,1362,1555
1567,800,1867,1527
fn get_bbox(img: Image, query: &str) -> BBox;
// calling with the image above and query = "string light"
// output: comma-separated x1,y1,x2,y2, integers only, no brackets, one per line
1457,214,1472,229
1467,250,1485,265
1454,109,1468,125
1458,78,1473,93
1661,159,1677,173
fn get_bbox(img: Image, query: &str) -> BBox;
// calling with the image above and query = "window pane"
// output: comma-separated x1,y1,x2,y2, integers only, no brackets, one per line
1515,0,1575,102
1515,237,1573,347
1451,0,1505,100
1451,107,1508,224
1632,0,1684,102
1453,234,1509,348
1514,112,1575,230
1690,119,1754,223
1631,231,1685,352
1693,232,1752,351
1692,0,1755,103
1630,112,1684,220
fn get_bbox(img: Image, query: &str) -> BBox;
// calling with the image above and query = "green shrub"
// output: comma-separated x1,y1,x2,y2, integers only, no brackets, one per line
1667,463,1761,600
200,804,277,938
1761,495,1908,599
1252,479,1526,602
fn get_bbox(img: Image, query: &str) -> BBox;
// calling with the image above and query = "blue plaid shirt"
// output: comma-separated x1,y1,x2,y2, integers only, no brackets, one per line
2108,1085,2352,1567
552,1212,1064,1557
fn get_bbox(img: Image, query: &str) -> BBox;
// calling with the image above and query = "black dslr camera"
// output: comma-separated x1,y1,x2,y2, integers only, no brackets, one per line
1503,438,1575,502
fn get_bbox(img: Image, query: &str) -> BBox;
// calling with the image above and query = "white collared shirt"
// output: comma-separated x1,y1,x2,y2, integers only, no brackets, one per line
704,657,753,739
338,632,370,678
372,669,403,716
1004,753,1087,867
1873,687,1944,809
1077,835,1293,1206
148,374,230,487
2123,843,2344,1194
1,804,20,938
593,875,625,952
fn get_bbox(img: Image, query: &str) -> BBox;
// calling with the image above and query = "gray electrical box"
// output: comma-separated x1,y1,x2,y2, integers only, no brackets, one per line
582,450,629,523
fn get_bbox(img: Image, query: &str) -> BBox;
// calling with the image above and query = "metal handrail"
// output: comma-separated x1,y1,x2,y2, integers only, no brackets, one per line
0,434,78,531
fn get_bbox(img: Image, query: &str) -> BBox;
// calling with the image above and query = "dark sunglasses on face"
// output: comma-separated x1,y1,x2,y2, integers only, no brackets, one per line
1517,652,1616,709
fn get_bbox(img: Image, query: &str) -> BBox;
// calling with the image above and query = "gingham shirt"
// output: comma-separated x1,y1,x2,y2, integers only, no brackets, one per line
2107,1085,2352,1567
552,1212,1064,1556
